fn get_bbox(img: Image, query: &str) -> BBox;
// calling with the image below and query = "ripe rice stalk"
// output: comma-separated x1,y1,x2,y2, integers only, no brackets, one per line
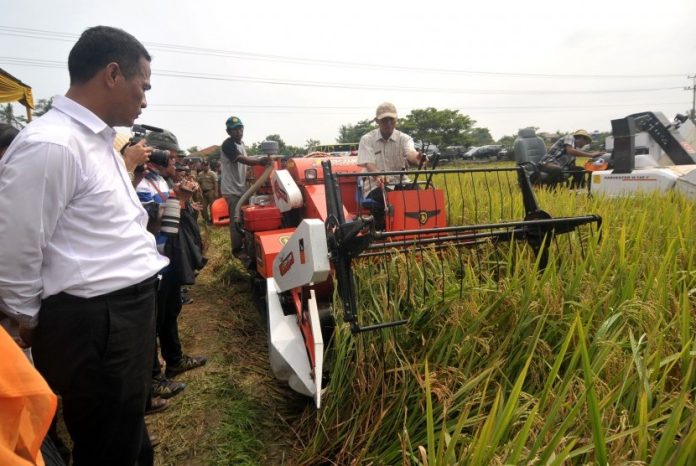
293,178,695,465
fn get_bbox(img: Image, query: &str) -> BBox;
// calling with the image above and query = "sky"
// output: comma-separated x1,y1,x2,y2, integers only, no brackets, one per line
2,0,696,152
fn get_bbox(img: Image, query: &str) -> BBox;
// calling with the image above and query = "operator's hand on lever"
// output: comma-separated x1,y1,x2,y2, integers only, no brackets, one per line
262,156,272,166
373,175,386,188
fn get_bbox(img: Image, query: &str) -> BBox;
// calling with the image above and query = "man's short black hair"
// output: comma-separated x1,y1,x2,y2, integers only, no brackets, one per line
0,123,20,150
68,26,151,85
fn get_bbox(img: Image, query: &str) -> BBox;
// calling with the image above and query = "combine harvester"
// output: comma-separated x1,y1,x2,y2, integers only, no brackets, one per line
589,111,696,199
231,142,602,408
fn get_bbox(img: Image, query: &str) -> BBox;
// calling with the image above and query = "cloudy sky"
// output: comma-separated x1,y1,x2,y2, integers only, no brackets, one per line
2,0,695,151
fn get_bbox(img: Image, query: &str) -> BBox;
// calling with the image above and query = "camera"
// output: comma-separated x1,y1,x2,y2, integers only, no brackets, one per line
131,124,171,169
148,149,170,168
160,197,181,236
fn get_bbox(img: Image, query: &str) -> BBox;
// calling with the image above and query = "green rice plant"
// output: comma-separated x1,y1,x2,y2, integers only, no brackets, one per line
292,174,696,465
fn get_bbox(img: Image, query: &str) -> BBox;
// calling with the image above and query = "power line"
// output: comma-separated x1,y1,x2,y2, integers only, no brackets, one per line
0,25,688,80
0,57,685,96
148,102,686,110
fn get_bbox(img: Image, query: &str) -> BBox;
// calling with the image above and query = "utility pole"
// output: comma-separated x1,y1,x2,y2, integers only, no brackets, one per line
686,74,696,120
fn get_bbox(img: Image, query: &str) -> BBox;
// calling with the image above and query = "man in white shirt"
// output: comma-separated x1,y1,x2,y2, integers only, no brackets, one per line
0,26,167,466
357,102,423,229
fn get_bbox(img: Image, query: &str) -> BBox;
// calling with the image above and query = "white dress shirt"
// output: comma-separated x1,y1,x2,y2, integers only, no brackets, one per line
0,95,169,327
356,128,415,193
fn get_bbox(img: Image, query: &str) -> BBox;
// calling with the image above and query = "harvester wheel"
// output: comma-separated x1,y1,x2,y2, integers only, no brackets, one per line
250,273,266,317
317,304,336,350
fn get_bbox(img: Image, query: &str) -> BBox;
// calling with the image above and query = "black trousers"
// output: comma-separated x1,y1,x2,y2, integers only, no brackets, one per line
33,277,158,466
153,269,183,376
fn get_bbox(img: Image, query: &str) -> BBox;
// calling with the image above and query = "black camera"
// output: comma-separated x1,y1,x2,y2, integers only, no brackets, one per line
131,124,171,169
148,149,170,167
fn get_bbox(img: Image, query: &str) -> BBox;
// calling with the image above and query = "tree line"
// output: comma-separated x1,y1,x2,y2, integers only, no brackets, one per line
4,102,601,156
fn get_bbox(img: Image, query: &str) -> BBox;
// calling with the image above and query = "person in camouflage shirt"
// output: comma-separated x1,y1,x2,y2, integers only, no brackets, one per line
196,161,218,224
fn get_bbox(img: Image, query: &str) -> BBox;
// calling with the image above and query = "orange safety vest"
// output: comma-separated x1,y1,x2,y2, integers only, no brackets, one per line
0,327,57,466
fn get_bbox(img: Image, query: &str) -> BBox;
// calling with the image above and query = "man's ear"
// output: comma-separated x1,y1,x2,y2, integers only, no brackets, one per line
104,62,121,88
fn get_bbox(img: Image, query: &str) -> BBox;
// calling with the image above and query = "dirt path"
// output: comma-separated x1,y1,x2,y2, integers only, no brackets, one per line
148,243,307,465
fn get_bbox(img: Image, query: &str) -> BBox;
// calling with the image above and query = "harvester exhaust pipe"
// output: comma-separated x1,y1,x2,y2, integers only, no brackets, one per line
233,140,279,234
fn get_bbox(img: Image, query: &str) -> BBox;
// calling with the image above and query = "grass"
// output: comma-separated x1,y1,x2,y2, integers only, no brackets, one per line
150,226,304,466
288,171,696,464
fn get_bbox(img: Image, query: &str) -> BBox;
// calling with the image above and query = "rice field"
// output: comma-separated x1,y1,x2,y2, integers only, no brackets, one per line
293,172,696,465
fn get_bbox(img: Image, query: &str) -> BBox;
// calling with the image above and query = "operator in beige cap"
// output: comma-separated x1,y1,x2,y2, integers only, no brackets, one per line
356,102,424,228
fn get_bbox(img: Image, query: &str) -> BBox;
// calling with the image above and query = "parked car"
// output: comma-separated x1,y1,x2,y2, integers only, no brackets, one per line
466,145,503,160
444,146,466,159
414,141,443,163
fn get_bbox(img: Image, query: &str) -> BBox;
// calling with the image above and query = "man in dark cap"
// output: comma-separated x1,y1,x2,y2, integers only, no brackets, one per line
139,128,207,402
220,116,270,257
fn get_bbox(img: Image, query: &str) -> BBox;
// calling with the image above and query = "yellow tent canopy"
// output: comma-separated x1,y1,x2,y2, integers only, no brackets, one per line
0,68,34,122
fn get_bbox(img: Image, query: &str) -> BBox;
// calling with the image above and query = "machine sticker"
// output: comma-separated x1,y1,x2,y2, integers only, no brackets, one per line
279,235,290,245
278,251,295,276
405,210,440,224
681,141,695,155
605,175,657,182
593,175,601,184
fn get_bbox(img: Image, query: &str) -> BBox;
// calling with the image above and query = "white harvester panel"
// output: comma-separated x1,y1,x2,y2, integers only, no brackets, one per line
273,219,330,292
675,168,696,200
266,277,314,397
590,167,683,197
271,169,303,212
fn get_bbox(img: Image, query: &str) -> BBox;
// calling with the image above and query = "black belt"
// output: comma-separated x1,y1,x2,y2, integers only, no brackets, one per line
43,274,160,305
103,274,160,298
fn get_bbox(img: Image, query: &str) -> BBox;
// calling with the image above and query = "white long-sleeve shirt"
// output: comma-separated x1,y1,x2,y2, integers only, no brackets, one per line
0,95,169,328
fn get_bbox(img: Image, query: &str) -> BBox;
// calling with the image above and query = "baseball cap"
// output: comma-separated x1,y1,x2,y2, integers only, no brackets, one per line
375,102,398,121
226,116,244,129
145,130,181,151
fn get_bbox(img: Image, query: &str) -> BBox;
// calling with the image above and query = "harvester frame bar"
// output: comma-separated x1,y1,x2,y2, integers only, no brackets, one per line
322,161,601,334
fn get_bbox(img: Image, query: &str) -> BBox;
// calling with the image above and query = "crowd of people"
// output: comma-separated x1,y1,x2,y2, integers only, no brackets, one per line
0,21,608,466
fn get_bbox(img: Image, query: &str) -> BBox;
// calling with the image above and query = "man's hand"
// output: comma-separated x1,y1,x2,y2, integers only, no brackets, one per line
122,139,152,172
18,324,34,348
261,156,272,166
373,175,386,188
190,201,203,211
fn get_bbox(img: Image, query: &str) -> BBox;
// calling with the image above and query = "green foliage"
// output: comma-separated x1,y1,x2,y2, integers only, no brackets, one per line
249,134,303,155
305,138,320,150
469,127,494,146
32,98,53,118
496,133,515,148
398,107,475,150
186,145,199,154
337,119,375,143
1,103,26,127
